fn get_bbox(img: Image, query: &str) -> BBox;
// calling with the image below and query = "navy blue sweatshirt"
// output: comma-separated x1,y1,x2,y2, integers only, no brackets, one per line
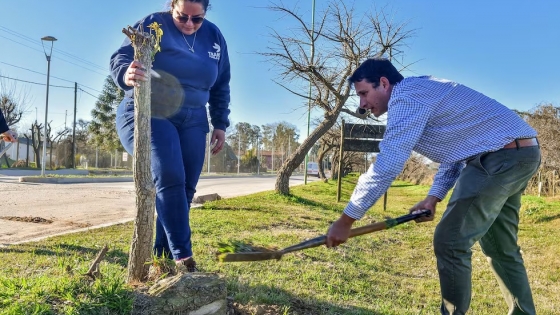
110,12,231,131
0,110,8,134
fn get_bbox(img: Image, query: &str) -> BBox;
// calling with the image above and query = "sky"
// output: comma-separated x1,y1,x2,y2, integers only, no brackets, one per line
1,0,559,141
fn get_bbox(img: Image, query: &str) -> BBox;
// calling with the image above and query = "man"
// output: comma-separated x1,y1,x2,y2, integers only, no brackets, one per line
0,110,17,143
326,58,540,315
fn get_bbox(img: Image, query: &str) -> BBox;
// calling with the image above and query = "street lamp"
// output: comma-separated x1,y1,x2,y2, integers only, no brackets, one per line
40,36,57,176
304,0,316,185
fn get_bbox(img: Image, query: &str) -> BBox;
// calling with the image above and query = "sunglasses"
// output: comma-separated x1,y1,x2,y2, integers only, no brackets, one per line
174,11,205,24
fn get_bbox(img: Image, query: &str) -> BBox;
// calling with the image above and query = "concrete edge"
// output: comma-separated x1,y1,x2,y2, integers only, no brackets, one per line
19,177,134,184
16,173,282,184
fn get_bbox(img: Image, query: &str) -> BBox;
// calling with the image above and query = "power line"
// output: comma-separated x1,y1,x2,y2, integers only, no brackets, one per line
78,88,98,99
0,26,107,71
1,60,75,84
0,75,73,89
0,27,109,77
78,84,102,94
0,60,103,93
0,34,43,54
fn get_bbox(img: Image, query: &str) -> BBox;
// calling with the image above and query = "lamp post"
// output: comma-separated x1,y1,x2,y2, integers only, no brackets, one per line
40,36,57,176
304,0,316,184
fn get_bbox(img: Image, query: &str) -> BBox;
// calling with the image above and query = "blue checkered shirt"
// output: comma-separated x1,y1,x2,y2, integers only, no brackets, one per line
344,76,537,220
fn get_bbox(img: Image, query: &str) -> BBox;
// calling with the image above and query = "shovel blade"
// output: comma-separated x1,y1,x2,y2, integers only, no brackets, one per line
218,251,283,262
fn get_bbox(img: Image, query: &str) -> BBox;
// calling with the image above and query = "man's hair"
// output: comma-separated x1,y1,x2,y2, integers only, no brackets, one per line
348,58,404,87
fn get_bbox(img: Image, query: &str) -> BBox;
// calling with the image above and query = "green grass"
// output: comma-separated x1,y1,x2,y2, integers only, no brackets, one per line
1,176,559,314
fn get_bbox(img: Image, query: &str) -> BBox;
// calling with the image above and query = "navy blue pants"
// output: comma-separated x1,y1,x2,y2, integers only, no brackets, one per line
116,99,208,260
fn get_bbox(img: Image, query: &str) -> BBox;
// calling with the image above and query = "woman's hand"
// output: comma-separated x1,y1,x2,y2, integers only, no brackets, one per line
124,60,148,87
1,130,18,142
210,129,226,155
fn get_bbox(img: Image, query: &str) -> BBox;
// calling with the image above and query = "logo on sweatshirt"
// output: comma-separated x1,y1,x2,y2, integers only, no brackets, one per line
208,43,221,60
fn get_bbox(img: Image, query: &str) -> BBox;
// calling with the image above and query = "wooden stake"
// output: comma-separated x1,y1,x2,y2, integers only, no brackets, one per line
337,119,345,202
122,25,157,283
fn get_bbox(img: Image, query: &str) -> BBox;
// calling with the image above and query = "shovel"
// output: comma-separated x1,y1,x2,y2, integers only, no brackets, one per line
0,142,13,159
218,209,431,262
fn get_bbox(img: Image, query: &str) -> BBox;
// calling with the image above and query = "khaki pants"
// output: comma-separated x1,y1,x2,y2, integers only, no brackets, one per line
434,146,540,315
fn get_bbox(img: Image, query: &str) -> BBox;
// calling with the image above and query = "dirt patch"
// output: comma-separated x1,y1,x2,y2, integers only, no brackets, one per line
0,216,53,224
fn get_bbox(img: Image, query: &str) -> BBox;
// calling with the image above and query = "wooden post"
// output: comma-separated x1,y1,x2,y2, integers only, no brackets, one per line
537,171,542,197
383,191,388,211
553,170,556,197
122,25,158,283
336,119,345,202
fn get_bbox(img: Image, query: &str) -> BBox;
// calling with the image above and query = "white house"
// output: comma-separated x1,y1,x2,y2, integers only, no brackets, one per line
0,137,38,163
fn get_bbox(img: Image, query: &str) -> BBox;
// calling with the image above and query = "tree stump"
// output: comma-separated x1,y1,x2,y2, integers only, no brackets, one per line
132,273,228,315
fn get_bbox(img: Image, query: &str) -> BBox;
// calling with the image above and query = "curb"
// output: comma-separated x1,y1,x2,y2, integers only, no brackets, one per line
16,173,283,184
19,177,134,184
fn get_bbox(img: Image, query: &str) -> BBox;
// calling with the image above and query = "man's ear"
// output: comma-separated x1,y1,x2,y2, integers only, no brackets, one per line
380,77,390,89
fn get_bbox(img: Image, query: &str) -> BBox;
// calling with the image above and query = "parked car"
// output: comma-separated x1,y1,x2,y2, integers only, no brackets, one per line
307,162,320,177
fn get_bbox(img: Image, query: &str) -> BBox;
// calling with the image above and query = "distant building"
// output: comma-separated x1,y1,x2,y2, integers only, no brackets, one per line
0,137,52,165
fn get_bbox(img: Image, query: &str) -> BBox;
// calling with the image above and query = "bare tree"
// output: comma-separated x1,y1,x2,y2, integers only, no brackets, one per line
317,121,341,181
29,120,44,169
0,74,31,128
261,1,415,194
47,124,71,168
518,104,560,195
396,154,435,185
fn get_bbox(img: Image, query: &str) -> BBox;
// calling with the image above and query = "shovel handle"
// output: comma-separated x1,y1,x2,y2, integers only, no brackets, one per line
349,209,431,238
281,209,431,254
0,142,13,158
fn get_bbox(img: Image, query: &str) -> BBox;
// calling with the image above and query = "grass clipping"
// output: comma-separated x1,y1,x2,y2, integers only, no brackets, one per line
216,240,277,262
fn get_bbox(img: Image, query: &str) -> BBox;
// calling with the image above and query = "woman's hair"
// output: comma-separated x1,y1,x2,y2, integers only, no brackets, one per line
168,0,210,12
348,58,404,87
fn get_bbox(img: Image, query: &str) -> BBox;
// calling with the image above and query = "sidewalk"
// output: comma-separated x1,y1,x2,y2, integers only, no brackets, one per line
0,169,89,176
0,168,286,184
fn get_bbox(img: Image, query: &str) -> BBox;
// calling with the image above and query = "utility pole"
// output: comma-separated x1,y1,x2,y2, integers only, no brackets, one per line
256,134,260,175
237,131,240,174
72,82,77,168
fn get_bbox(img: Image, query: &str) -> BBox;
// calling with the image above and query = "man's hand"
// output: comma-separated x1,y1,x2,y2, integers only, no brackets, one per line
326,214,356,248
409,195,440,222
210,129,226,155
1,130,18,143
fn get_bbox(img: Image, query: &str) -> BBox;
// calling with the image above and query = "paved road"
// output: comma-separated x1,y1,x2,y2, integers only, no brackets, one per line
0,174,320,245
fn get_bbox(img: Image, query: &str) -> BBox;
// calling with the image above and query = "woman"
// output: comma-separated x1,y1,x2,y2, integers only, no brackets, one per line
110,0,230,271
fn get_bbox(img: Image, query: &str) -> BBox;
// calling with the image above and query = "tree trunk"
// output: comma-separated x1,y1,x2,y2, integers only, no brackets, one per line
275,112,339,194
49,145,53,170
124,26,156,283
317,146,333,182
